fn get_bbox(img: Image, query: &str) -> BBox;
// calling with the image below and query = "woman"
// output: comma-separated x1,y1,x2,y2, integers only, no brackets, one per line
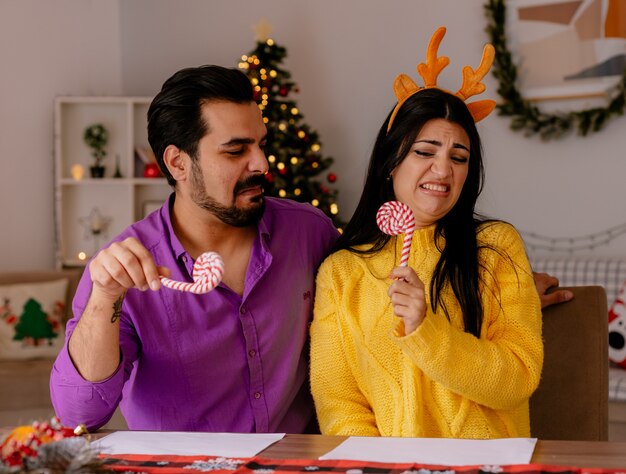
310,29,543,439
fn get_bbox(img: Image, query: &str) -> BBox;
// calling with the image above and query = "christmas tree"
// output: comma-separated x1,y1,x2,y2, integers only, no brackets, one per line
238,23,343,228
13,298,58,346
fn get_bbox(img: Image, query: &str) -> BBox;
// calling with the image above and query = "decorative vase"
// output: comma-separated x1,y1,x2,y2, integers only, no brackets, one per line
90,166,106,178
113,154,123,178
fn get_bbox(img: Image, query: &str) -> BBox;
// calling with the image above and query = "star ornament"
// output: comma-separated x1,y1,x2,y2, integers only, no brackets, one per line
253,18,273,43
78,207,112,238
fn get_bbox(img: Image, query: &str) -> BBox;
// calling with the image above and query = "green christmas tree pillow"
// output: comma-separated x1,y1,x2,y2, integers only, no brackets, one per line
0,279,68,359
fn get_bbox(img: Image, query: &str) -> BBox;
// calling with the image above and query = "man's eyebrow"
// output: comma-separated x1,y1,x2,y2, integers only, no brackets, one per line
220,134,268,147
220,137,255,147
416,139,469,152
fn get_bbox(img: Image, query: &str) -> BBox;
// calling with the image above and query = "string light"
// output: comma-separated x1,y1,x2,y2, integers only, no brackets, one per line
280,104,287,110
311,144,321,152
521,222,626,254
251,78,259,85
267,39,274,46
297,131,306,138
294,188,301,196
290,156,299,165
277,162,285,170
330,203,339,215
278,123,287,131
312,162,319,168
268,155,276,163
291,107,299,115
278,189,286,197
312,199,319,207
269,70,277,77
263,117,269,123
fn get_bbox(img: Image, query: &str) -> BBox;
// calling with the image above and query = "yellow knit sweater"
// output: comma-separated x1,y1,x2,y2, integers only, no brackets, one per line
310,222,543,439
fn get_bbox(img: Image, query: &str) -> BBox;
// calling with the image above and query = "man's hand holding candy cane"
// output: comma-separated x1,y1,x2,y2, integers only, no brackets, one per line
89,237,171,300
70,236,223,382
377,201,425,335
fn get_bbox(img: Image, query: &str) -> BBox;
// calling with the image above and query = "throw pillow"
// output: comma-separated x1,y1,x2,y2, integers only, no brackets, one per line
0,279,68,360
609,279,626,368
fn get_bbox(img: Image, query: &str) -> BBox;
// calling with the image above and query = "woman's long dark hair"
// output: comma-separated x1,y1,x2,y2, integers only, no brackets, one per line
333,88,491,337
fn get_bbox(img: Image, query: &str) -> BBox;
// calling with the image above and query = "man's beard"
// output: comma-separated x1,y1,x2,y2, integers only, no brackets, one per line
190,162,265,227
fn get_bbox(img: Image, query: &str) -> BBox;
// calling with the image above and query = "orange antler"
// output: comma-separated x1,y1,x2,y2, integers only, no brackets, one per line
417,26,450,88
387,27,496,132
455,43,495,101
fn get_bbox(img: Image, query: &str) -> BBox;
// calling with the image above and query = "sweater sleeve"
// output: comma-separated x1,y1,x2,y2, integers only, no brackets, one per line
310,257,380,436
49,270,138,431
393,224,543,410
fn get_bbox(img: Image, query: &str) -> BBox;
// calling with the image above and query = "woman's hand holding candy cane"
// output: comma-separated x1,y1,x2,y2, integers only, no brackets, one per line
376,201,425,335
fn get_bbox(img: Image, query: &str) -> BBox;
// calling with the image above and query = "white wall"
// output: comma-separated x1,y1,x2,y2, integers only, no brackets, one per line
1,0,625,271
0,0,122,271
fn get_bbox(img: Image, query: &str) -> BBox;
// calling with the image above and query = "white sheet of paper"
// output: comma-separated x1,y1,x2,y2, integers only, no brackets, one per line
92,431,285,458
319,437,537,465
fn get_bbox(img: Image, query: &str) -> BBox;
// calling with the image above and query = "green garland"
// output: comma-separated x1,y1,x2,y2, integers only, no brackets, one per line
484,0,626,139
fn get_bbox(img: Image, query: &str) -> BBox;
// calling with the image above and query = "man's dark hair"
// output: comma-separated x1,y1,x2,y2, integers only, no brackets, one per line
147,65,254,186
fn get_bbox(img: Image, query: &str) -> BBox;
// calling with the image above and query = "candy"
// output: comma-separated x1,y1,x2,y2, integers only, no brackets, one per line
160,252,224,294
376,201,415,267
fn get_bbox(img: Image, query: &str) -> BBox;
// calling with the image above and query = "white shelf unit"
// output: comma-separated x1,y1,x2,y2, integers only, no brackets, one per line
54,97,171,268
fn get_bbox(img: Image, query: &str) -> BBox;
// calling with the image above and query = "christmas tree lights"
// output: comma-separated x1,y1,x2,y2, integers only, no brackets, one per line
238,34,343,229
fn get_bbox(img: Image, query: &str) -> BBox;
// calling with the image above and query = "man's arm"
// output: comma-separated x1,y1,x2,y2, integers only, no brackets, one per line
533,272,574,309
68,237,166,381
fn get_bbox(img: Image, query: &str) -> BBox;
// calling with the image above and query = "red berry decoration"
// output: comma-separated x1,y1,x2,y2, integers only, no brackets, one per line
265,172,274,183
279,87,288,96
327,173,337,183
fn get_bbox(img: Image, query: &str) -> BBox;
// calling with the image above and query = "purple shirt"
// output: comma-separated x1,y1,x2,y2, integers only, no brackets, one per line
50,195,338,432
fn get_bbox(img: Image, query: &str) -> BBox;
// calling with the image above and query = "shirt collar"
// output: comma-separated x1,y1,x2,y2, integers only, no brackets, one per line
162,193,273,261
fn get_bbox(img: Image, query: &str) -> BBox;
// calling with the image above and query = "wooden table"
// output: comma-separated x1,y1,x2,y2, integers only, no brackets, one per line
260,435,626,469
4,428,626,469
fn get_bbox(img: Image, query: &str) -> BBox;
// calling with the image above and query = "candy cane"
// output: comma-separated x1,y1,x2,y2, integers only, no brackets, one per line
376,201,415,267
160,251,224,294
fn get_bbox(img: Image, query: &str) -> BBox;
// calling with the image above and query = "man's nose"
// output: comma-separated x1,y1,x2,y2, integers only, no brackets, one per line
250,147,269,174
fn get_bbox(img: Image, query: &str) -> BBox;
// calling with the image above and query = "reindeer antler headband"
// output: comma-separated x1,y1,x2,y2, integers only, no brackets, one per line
387,27,496,133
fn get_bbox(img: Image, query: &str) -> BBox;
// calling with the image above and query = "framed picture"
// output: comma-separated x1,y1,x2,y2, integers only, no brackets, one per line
506,0,626,101
142,201,162,219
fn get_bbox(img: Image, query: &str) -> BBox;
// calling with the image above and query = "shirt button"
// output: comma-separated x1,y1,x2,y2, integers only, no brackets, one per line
240,307,246,314
182,256,188,262
253,392,261,399
248,349,256,357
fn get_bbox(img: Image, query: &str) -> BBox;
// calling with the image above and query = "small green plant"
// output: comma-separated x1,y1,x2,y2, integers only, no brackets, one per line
83,123,108,167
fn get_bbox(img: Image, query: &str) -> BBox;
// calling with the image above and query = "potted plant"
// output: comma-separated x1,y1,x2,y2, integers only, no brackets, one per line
83,123,108,178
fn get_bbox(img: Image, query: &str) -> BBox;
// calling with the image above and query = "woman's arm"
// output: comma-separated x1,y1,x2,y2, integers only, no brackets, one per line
393,223,544,410
310,258,380,436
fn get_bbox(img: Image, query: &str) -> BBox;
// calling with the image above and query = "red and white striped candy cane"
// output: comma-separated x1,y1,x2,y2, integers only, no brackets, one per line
160,251,224,294
376,201,415,267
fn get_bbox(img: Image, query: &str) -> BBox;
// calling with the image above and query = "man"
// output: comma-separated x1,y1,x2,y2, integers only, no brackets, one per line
50,65,571,434
50,65,338,432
